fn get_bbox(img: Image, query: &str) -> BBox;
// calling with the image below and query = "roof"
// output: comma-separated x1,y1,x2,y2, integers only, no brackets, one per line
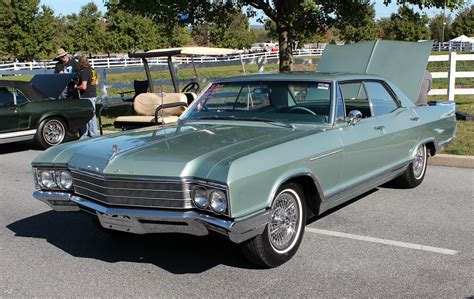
450,35,474,42
317,40,433,103
214,72,387,83
0,79,46,101
129,47,240,59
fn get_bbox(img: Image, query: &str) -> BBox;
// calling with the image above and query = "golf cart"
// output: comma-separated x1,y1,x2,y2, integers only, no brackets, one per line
98,47,240,132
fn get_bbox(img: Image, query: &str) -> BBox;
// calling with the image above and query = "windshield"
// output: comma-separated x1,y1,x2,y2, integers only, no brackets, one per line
181,81,332,124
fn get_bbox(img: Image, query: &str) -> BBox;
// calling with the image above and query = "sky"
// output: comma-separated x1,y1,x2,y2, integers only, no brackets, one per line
40,0,454,19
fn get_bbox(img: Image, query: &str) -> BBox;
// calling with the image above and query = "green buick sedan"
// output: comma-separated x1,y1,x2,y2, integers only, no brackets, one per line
0,75,94,148
31,41,456,267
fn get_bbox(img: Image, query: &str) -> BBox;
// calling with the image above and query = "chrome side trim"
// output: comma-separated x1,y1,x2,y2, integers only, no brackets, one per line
0,129,36,139
437,137,454,150
325,160,410,202
309,149,343,161
32,191,269,243
0,129,36,144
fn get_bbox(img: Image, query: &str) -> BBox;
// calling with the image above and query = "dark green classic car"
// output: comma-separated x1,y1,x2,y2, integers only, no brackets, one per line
31,41,456,267
0,75,93,148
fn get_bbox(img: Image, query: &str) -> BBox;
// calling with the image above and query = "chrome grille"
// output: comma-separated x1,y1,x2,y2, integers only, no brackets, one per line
71,169,193,209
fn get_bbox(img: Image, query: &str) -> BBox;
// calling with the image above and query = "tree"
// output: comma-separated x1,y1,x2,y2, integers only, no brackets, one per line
110,0,464,71
379,6,430,41
339,3,378,42
0,0,61,59
451,5,474,38
68,3,106,56
429,13,452,42
104,7,167,54
210,11,255,49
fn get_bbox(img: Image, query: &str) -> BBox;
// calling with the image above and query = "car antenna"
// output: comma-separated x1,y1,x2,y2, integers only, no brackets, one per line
158,60,165,131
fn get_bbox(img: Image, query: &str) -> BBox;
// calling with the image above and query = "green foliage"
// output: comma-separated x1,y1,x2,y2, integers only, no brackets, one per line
210,12,255,49
68,3,105,56
0,0,61,59
451,5,474,38
339,3,378,42
379,6,431,41
104,6,167,53
429,13,452,42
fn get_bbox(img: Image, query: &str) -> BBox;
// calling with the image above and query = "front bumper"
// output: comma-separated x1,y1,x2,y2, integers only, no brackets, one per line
33,191,270,244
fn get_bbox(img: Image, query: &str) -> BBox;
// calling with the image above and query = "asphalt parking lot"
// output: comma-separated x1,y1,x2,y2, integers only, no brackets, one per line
0,142,472,297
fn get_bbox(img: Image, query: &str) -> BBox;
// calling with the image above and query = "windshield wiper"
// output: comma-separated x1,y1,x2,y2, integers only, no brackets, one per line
198,115,294,129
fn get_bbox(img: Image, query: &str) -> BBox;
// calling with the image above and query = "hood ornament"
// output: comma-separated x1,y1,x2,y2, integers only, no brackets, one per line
110,144,120,160
112,144,120,154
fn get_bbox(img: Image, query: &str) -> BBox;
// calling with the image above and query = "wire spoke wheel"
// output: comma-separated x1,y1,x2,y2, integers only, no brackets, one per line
268,190,300,253
412,144,426,180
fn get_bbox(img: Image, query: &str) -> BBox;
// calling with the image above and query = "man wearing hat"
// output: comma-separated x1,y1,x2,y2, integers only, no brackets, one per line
54,48,79,74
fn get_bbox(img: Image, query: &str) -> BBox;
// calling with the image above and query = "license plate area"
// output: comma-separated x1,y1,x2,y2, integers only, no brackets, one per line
98,213,142,233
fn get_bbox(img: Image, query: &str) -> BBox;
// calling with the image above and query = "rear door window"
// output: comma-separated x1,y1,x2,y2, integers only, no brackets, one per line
364,81,399,116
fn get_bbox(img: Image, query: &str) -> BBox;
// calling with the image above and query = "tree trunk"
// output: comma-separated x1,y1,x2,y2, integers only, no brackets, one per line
277,22,292,72
275,0,294,72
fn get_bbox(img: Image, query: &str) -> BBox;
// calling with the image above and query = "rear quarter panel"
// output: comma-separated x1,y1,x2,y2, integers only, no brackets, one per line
24,99,93,130
415,105,456,150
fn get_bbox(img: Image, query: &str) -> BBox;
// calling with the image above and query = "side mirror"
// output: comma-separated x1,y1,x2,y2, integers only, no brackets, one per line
347,110,362,126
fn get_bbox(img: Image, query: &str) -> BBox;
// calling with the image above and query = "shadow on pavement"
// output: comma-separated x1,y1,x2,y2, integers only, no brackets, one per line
7,211,255,274
0,141,38,154
307,188,379,225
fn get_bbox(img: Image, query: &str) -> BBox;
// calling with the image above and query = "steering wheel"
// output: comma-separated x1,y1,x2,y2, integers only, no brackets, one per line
288,106,317,115
181,82,200,93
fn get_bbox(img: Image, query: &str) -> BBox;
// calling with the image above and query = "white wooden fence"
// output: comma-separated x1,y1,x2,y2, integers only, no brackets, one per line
0,49,323,72
428,52,474,101
1,49,472,102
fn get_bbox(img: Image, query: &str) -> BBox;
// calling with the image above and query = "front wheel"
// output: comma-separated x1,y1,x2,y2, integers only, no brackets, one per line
394,143,428,188
241,183,306,268
35,117,67,149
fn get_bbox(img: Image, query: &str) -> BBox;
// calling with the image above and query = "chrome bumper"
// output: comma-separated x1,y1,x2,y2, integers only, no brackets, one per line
33,191,270,243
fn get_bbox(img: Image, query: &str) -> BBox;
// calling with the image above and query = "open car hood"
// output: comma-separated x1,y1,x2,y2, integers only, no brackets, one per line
317,40,433,103
31,74,74,99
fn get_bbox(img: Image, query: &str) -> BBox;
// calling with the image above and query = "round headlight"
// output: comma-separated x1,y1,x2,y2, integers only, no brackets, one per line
58,170,73,190
192,186,209,209
40,170,56,189
209,190,227,214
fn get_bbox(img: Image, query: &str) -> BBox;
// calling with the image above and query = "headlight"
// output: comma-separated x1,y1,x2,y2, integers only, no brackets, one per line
40,170,57,189
192,186,209,209
34,168,73,191
209,190,227,214
57,170,73,190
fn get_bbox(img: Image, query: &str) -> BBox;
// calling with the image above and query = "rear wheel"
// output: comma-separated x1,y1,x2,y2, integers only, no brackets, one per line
241,183,306,268
394,143,428,188
36,117,67,149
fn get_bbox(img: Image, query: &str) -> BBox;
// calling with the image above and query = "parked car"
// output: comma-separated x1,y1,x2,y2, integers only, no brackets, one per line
0,74,94,148
31,40,456,267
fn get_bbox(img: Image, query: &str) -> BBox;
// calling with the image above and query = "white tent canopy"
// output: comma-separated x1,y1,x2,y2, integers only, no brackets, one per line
449,35,474,43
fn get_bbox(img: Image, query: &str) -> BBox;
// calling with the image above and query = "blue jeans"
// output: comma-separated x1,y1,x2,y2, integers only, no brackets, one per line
80,97,98,138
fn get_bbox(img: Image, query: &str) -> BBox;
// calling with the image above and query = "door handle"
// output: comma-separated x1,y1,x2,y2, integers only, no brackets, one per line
374,126,385,131
410,117,420,121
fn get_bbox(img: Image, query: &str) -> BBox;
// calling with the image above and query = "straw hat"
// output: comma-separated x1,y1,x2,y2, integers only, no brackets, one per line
56,48,68,58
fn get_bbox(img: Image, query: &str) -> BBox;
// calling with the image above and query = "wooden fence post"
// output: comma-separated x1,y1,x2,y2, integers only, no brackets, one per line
447,52,457,102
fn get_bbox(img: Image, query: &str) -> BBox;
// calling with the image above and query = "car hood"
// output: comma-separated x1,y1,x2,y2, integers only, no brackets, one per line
34,122,321,180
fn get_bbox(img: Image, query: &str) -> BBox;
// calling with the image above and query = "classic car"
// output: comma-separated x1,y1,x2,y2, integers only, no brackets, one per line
31,40,456,268
0,74,94,148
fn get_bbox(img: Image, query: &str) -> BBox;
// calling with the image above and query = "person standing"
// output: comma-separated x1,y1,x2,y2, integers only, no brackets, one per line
416,70,432,106
54,48,79,74
74,55,99,138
